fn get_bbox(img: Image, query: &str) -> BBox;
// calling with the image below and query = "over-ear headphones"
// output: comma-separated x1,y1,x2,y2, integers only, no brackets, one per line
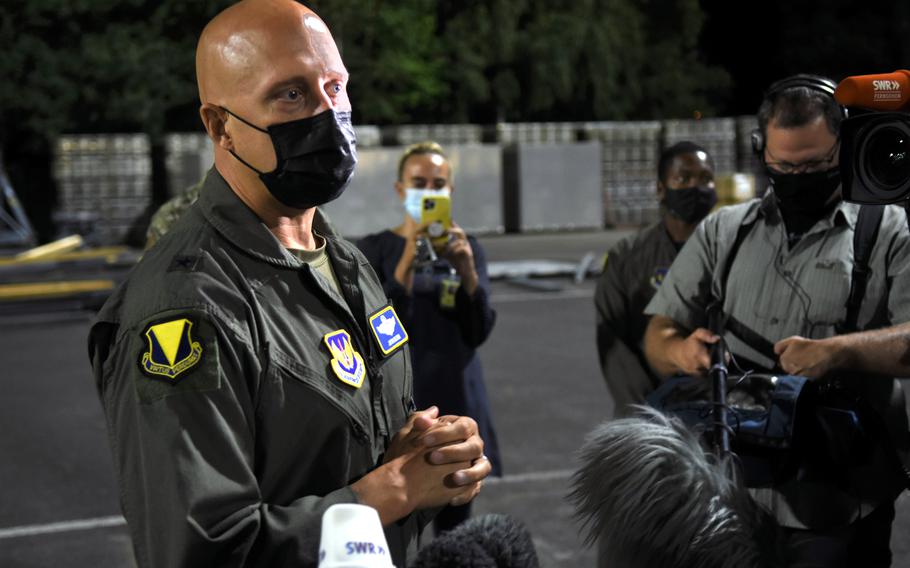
750,74,848,155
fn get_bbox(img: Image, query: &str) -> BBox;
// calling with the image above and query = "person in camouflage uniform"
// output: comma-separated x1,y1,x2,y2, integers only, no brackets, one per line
144,176,204,249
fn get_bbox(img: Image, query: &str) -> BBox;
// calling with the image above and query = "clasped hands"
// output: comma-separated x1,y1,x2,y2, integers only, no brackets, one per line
355,406,490,525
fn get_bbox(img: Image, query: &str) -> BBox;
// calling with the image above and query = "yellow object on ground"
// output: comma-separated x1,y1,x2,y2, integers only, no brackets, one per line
13,235,84,261
0,280,115,301
0,247,129,268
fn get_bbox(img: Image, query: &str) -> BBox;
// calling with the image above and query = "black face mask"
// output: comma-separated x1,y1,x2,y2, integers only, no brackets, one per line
222,107,357,209
768,166,841,214
663,184,718,224
767,166,841,237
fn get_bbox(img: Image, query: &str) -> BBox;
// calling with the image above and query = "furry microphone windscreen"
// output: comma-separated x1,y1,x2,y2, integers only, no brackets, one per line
411,513,540,568
568,407,785,568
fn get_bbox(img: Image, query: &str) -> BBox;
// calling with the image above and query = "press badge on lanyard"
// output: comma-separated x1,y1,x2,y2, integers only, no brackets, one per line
440,269,460,310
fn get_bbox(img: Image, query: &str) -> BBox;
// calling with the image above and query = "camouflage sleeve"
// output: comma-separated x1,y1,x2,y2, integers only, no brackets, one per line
145,181,204,249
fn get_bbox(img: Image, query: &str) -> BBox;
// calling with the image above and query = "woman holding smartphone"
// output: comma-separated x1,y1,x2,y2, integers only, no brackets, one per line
357,141,501,534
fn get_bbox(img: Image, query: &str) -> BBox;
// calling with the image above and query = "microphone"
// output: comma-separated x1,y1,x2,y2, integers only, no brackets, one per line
319,504,395,568
834,70,910,111
411,514,540,568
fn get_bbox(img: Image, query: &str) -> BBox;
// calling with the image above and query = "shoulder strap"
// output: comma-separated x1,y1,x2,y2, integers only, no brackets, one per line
709,200,779,364
708,201,762,333
717,210,760,304
712,203,886,366
842,205,885,333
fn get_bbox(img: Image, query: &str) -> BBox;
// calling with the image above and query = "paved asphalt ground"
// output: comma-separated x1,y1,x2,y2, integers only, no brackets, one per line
1,229,908,567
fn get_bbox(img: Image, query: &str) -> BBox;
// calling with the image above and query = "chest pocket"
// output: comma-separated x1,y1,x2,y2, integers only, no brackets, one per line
253,345,378,501
800,257,852,328
263,346,373,444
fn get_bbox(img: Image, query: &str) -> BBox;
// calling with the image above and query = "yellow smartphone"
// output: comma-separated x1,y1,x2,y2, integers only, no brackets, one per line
420,194,452,249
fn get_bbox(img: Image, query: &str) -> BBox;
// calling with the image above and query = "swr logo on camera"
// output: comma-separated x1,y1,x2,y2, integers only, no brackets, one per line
873,80,900,91
873,80,901,100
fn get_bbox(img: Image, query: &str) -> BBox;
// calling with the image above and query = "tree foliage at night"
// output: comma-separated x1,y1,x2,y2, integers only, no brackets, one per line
2,0,906,241
1,0,730,142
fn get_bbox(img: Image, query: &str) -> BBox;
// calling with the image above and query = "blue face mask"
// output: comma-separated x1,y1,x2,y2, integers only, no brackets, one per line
403,188,450,221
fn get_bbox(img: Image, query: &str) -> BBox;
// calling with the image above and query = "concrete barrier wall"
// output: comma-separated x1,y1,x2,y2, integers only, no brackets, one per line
54,118,762,244
322,144,503,238
508,142,603,232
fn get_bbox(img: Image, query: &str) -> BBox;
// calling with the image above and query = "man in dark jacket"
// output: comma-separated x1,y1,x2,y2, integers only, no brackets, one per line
87,2,490,566
595,142,716,416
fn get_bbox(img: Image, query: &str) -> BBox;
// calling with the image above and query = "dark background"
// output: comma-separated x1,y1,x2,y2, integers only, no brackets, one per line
2,0,909,243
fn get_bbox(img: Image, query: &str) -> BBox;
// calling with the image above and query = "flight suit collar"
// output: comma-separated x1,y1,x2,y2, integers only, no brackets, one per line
198,167,341,268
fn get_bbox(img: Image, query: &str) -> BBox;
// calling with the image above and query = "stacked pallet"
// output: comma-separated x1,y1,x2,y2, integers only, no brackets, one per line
496,122,578,144
583,121,661,227
395,123,483,146
663,117,737,175
54,134,151,245
165,133,213,198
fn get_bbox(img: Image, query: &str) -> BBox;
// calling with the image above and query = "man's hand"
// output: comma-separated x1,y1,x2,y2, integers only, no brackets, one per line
440,224,479,295
353,408,490,525
418,414,490,505
644,315,720,377
774,335,847,379
380,405,439,462
672,328,720,376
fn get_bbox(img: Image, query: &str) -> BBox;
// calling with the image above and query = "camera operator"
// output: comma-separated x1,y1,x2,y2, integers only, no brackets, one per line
643,74,910,567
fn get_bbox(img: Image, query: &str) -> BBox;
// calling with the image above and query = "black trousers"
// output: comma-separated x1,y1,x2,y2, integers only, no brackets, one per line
784,501,895,568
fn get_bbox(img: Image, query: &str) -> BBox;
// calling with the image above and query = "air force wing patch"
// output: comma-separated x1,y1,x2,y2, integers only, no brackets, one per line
368,305,408,356
140,318,203,382
324,329,366,389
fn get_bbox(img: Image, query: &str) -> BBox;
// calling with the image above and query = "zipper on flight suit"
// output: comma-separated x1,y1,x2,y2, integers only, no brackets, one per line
298,261,391,442
326,242,397,445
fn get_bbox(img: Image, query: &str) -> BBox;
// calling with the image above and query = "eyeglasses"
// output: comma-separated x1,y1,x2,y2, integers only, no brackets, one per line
764,140,839,174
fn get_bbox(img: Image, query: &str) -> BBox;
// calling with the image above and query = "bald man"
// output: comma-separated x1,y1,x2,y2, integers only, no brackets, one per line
88,2,490,566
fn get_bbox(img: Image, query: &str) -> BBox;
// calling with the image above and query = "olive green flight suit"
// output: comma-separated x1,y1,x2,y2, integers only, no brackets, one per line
89,169,424,567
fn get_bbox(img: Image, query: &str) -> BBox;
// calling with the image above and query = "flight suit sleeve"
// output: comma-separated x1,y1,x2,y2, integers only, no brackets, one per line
89,308,359,568
453,237,496,348
644,214,718,332
594,245,656,415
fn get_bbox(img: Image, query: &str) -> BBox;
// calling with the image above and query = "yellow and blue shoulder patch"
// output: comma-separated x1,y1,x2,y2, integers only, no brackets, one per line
139,317,203,382
368,305,408,357
323,329,366,388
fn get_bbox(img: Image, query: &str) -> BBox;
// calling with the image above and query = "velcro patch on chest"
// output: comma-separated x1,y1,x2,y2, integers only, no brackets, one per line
323,329,366,389
139,317,204,383
368,305,409,357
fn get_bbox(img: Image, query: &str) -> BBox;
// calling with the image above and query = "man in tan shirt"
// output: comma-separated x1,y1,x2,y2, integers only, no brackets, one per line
644,74,910,567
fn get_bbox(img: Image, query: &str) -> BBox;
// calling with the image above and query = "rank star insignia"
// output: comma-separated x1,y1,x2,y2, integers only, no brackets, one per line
140,318,203,382
323,329,366,388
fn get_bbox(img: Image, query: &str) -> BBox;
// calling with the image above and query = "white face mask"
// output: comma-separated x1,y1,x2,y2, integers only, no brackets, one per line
403,187,450,221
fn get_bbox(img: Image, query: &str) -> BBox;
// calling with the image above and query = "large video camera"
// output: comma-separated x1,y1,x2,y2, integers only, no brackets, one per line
837,70,910,204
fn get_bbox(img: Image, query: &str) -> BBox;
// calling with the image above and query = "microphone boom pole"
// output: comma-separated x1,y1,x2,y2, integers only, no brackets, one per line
707,309,731,456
